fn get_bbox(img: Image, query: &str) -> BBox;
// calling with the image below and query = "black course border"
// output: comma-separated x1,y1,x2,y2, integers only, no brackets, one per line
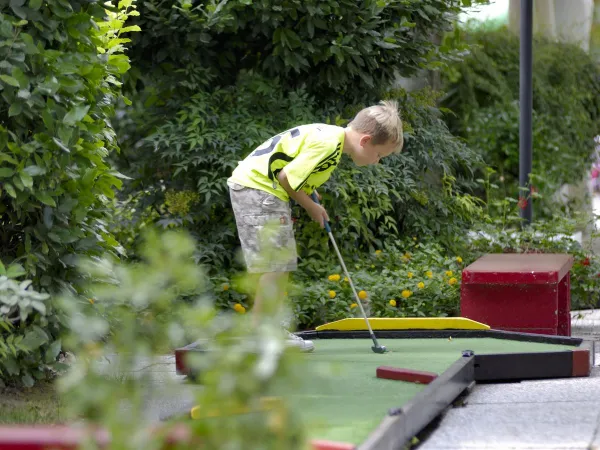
295,328,583,346
173,329,590,450
357,355,475,450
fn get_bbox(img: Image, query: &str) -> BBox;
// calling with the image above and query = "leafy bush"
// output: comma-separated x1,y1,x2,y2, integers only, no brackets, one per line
123,0,483,107
57,229,308,449
213,239,465,329
111,0,488,264
115,71,319,268
299,88,486,258
463,211,600,312
0,263,60,388
113,76,486,276
441,28,600,215
0,0,137,386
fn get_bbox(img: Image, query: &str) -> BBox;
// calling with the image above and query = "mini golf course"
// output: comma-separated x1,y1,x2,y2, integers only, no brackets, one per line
174,317,593,450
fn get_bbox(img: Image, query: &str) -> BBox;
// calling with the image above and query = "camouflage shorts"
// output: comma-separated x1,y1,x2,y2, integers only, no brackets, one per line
228,183,298,273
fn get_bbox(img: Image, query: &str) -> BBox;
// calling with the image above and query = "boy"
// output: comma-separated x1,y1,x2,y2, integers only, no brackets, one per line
227,100,404,351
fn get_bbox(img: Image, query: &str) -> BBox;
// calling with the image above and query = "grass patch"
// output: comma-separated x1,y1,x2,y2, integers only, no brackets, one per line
0,381,63,424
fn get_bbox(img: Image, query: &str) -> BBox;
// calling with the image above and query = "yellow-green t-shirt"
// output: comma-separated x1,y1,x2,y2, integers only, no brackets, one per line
227,124,345,201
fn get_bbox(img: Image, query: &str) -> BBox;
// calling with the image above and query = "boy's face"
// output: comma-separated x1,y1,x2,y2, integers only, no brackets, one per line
351,135,398,166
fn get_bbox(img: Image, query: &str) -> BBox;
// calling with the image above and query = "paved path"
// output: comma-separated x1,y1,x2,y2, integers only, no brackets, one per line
417,312,600,450
418,368,600,450
417,192,600,450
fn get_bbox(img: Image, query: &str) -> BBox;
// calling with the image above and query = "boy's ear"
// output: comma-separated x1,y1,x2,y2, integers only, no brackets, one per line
359,134,372,147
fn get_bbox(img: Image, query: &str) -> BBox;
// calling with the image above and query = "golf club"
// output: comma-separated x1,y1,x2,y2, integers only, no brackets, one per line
311,192,387,354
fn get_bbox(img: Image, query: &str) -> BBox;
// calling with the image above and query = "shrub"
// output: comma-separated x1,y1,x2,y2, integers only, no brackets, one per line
213,240,465,330
123,0,484,107
300,88,486,258
111,0,488,266
462,209,600,312
0,263,59,388
115,71,319,269
0,0,137,386
56,229,308,448
441,28,600,216
112,78,486,276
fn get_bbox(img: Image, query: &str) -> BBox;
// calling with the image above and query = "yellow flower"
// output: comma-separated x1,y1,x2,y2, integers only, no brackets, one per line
456,256,463,264
389,299,397,307
88,298,94,304
344,277,349,282
329,290,336,299
448,277,458,286
403,252,411,260
358,290,368,300
328,274,341,282
223,284,230,291
417,282,425,289
426,270,433,278
375,250,382,255
412,236,417,241
233,303,246,314
350,303,358,309
85,342,101,357
407,272,414,279
445,271,453,277
401,290,412,299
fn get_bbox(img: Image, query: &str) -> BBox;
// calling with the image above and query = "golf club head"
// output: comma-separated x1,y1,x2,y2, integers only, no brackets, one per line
372,345,387,354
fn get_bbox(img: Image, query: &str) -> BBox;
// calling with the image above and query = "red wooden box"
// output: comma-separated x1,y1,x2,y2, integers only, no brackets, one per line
460,254,574,336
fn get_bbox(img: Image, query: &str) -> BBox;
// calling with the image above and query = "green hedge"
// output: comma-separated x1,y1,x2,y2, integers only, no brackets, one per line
441,28,600,217
112,1,487,272
0,1,136,387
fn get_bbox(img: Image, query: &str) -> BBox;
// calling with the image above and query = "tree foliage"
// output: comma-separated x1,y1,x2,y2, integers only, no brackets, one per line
441,28,600,216
124,0,478,103
113,0,486,271
0,0,137,386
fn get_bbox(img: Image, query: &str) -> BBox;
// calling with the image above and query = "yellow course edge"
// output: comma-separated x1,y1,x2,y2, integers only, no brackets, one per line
315,317,490,331
190,397,282,419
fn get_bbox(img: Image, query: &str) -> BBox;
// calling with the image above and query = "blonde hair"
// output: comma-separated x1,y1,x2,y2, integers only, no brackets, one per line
348,100,403,151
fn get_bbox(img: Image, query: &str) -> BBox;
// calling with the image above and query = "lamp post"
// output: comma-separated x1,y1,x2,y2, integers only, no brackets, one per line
519,0,533,224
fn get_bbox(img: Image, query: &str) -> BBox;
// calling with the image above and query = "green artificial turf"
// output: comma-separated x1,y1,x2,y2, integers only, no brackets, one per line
290,337,575,444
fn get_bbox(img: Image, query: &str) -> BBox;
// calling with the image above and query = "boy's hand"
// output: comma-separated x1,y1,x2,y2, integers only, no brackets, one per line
306,202,329,228
277,170,329,228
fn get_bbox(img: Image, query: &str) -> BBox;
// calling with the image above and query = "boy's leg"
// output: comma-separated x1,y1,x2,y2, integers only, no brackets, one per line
228,183,313,352
253,271,289,326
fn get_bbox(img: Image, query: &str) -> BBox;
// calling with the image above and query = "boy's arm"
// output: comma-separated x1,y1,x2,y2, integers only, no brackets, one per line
277,170,329,228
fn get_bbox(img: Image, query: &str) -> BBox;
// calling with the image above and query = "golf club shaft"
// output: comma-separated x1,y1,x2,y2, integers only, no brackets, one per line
310,193,381,347
326,232,379,342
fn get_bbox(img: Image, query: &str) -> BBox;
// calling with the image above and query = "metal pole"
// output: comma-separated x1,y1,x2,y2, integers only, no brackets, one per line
519,0,533,224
